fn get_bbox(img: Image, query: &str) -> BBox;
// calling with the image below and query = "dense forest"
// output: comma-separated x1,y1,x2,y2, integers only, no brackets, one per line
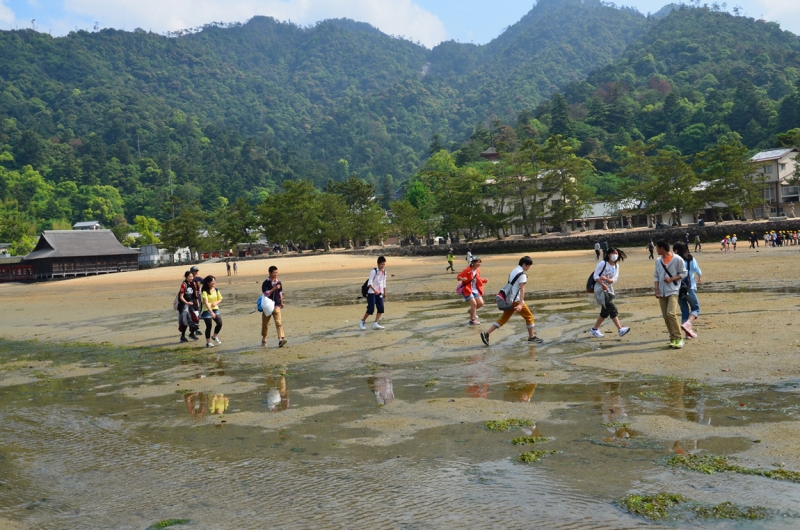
2,0,800,253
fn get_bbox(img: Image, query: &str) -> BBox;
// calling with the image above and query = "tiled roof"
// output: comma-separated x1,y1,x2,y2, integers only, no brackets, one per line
750,148,796,163
25,230,139,260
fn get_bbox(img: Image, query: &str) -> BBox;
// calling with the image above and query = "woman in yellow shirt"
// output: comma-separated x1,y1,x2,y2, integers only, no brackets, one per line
201,275,223,348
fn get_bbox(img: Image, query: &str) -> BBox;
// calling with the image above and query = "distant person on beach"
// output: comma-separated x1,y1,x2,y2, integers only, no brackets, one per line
673,242,702,340
749,232,757,248
178,270,199,342
646,239,655,259
201,275,223,348
594,241,601,261
694,234,701,252
465,248,473,264
226,260,231,276
446,248,455,272
233,260,238,275
684,232,690,246
261,265,286,347
359,256,387,331
458,256,488,325
731,234,737,250
480,256,543,345
601,240,608,254
589,247,631,339
654,240,688,349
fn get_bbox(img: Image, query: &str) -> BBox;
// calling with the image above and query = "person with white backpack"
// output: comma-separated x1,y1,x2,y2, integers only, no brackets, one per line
480,256,542,345
260,265,286,347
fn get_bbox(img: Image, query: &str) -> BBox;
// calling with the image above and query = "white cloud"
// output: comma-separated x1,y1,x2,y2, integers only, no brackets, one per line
755,0,800,35
0,1,15,25
62,0,448,47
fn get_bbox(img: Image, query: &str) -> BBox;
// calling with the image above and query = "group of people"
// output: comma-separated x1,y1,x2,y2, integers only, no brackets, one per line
762,230,798,247
175,265,223,348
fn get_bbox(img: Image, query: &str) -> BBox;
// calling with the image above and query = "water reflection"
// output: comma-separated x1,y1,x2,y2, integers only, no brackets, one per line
184,392,208,418
367,376,394,405
464,354,497,399
210,394,229,414
503,382,538,402
265,376,290,411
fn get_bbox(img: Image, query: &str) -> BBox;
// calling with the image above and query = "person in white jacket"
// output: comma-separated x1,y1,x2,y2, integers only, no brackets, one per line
589,247,631,338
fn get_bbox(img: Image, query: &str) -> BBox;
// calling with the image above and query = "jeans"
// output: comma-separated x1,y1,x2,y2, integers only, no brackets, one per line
678,290,700,322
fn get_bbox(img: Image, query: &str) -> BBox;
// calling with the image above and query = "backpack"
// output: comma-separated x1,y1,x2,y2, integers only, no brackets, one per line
496,271,526,310
361,268,378,298
586,271,597,293
679,258,693,297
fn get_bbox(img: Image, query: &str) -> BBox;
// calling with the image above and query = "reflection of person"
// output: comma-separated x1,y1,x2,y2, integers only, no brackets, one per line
265,376,290,411
210,394,228,414
261,266,286,347
367,376,394,405
457,256,488,325
503,382,537,402
184,392,208,417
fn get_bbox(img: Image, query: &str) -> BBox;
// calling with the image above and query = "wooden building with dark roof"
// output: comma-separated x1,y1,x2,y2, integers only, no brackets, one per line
24,230,139,280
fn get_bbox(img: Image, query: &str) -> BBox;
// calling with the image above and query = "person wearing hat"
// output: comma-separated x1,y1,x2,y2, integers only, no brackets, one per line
480,256,543,345
749,232,757,249
446,248,455,273
457,256,488,325
731,233,737,251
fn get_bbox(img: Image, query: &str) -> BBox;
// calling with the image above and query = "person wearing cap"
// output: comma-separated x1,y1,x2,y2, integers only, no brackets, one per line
731,234,737,251
457,256,488,325
480,256,542,345
446,248,455,273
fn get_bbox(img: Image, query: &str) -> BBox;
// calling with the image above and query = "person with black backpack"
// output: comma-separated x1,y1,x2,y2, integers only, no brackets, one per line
673,242,702,340
359,256,387,331
480,256,542,345
589,248,631,339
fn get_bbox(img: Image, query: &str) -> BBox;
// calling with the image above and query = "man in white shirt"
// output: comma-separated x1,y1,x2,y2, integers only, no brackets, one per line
480,256,543,345
360,256,387,330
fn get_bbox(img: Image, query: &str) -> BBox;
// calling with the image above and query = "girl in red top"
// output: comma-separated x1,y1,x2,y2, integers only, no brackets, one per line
457,256,488,325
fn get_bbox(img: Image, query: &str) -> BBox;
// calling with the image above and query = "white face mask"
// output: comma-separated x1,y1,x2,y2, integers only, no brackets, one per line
609,254,618,263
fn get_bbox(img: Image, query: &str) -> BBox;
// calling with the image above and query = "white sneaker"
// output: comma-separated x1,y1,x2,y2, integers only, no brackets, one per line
206,342,214,348
372,322,385,330
213,336,222,344
590,328,604,338
359,320,366,331
619,327,630,337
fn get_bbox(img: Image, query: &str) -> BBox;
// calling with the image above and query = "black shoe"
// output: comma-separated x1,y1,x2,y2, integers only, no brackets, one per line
528,336,544,344
189,333,199,340
480,332,489,346
278,339,287,348
180,336,189,343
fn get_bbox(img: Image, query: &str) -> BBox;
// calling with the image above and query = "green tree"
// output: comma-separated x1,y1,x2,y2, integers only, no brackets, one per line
213,197,257,250
133,215,162,245
645,148,699,227
388,199,425,241
257,180,321,248
161,202,206,258
540,135,594,232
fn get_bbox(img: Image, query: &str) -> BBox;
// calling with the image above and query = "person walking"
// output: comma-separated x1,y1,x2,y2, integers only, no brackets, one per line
465,248,473,265
594,241,601,261
226,260,231,276
694,234,701,252
589,248,631,339
684,232,690,246
359,256,387,330
201,275,223,348
178,270,199,342
480,256,543,345
446,248,455,273
731,234,737,251
233,260,238,275
457,256,488,325
654,240,688,349
601,240,609,255
749,232,756,249
673,242,702,340
261,265,287,347
646,239,655,260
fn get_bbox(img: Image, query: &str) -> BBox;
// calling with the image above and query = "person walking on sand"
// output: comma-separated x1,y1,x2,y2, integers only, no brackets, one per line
673,242,702,340
654,240,688,349
226,260,231,276
694,234,701,252
465,248,473,265
480,256,543,345
749,232,756,249
594,241,601,261
201,275,223,348
646,239,655,260
589,248,631,339
359,256,387,331
261,265,287,347
233,260,238,275
458,256,488,325
178,270,200,342
731,234,737,251
446,248,455,273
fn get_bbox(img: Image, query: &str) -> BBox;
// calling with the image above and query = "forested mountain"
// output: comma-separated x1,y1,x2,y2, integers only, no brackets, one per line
2,0,800,252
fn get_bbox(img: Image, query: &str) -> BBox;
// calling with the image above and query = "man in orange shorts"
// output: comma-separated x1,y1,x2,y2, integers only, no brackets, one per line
480,256,543,345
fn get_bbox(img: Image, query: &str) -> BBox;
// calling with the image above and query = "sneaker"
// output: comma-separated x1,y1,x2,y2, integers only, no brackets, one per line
180,336,189,343
206,342,214,348
618,327,630,337
528,336,544,344
469,319,481,325
213,337,222,344
372,322,385,330
480,332,489,346
669,338,686,349
189,333,199,341
590,328,604,338
278,339,287,348
359,320,366,331
681,321,697,339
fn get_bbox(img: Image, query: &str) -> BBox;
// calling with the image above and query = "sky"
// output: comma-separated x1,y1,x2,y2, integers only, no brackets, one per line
0,0,797,48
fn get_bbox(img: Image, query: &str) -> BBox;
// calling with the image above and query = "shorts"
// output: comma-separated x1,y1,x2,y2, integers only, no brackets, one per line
366,293,384,315
463,293,480,301
600,292,618,319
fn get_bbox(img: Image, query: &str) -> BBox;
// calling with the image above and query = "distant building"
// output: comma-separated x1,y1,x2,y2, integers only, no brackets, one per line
750,148,799,218
480,147,500,163
73,220,102,230
24,230,139,280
